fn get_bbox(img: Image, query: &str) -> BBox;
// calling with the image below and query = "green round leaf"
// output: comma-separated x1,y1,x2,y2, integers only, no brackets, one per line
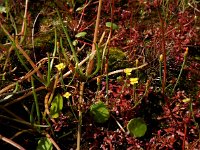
37,137,53,150
75,32,87,38
127,118,147,138
106,22,118,30
50,94,63,118
90,101,110,123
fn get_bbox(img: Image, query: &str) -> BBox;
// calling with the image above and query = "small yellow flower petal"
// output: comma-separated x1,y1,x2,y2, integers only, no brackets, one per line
63,92,71,99
55,63,66,71
130,78,139,85
182,98,190,103
124,68,132,76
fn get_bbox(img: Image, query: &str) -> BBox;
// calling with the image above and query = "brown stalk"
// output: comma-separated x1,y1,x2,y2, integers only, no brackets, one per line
89,63,148,82
86,0,102,75
46,133,61,150
44,92,51,117
43,71,60,120
19,0,29,36
0,134,26,150
4,86,46,107
76,82,84,150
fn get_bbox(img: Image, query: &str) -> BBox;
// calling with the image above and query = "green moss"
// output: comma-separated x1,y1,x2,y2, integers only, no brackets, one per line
108,47,129,71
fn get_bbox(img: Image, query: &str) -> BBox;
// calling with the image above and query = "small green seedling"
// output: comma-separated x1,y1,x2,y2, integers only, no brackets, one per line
90,101,110,123
106,22,118,30
127,118,147,138
37,137,53,150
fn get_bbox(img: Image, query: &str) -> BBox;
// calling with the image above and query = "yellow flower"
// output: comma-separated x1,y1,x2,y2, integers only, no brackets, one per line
130,78,139,85
63,92,71,98
182,98,190,103
55,63,66,71
124,68,132,76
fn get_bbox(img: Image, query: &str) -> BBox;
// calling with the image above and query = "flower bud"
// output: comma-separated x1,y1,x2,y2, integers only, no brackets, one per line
159,54,163,62
136,59,139,66
97,77,100,85
184,47,188,57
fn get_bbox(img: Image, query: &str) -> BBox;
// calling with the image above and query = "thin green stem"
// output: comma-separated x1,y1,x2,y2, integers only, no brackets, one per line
159,61,163,86
60,37,70,64
190,99,200,138
56,9,79,64
47,53,51,87
0,22,44,82
50,29,58,74
105,74,109,104
31,76,40,126
30,102,35,125
77,82,84,150
136,60,139,78
172,52,187,94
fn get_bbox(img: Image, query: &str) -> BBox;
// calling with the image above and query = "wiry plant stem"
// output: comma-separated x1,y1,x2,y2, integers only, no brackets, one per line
77,82,84,150
0,134,26,150
172,48,188,94
158,9,167,95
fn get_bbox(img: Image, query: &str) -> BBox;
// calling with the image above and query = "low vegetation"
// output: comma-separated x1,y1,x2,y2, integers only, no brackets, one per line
0,0,200,149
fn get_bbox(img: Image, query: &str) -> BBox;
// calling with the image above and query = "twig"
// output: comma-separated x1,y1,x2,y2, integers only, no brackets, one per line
4,86,46,107
32,9,43,61
0,134,26,150
111,114,125,133
0,106,24,121
0,87,33,101
89,63,148,82
46,133,61,150
62,50,97,79
188,2,200,13
11,129,33,140
19,0,29,36
0,63,42,95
